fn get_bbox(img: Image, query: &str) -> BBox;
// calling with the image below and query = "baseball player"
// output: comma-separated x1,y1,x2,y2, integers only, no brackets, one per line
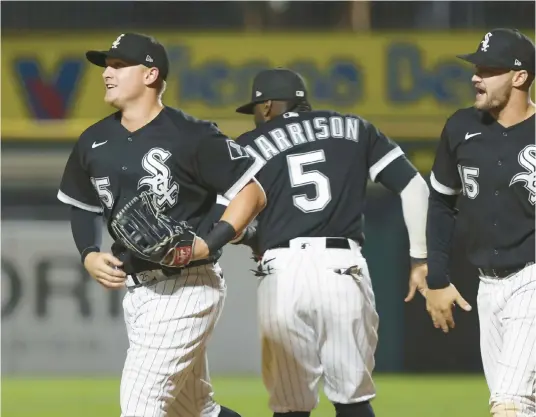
56,33,266,417
232,68,430,417
425,28,535,417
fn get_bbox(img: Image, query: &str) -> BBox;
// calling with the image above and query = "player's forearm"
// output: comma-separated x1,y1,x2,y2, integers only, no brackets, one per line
426,188,458,289
377,157,429,260
220,179,266,236
400,174,429,260
203,180,266,257
70,206,103,263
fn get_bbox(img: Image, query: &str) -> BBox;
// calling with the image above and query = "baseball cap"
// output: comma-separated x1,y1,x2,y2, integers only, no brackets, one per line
236,68,308,114
457,28,535,74
86,33,169,80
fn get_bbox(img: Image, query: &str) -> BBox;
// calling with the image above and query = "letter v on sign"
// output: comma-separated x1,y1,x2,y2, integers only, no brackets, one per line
14,57,84,119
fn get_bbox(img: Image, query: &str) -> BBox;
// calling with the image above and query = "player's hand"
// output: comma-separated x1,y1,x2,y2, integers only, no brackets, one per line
426,284,472,333
405,262,428,302
191,237,210,261
84,252,127,289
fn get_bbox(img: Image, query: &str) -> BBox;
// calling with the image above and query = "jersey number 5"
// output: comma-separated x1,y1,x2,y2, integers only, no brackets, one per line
90,177,114,210
287,150,332,213
457,165,480,199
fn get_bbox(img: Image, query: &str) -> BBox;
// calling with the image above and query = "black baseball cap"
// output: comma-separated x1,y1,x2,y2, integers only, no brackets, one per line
86,33,169,80
236,68,308,114
457,28,535,74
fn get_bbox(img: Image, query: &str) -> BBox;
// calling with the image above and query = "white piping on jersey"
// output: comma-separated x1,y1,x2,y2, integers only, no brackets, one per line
251,177,267,207
429,171,461,195
369,147,404,182
216,194,230,206
223,154,266,201
57,190,103,213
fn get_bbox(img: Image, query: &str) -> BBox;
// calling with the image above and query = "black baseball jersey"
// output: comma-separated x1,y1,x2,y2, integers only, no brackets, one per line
236,110,405,254
430,107,535,269
58,106,261,272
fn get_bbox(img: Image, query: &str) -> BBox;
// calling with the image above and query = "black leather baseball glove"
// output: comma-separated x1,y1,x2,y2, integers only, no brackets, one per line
111,192,196,268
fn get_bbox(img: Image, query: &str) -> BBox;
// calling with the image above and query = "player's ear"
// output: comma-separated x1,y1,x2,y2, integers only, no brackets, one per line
263,101,272,117
512,70,529,89
144,67,160,86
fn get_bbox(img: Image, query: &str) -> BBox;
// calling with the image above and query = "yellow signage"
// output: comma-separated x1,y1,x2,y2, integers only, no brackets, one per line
2,32,530,141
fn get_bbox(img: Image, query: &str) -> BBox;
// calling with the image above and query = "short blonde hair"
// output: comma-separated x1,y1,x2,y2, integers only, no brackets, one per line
158,79,167,99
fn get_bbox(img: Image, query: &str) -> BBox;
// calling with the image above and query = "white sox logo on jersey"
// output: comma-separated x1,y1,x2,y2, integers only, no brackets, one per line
509,144,536,205
138,148,179,208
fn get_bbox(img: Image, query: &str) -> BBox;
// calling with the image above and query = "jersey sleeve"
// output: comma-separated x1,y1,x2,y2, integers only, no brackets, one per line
429,125,462,195
365,121,405,182
194,123,266,200
57,141,103,213
195,195,229,239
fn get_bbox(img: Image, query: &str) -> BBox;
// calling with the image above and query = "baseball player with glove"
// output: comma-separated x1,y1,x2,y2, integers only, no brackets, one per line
231,68,430,417
426,29,535,417
57,33,266,417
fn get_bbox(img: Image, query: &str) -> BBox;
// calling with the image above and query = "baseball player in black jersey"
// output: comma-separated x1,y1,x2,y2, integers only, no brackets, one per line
57,33,266,417
425,29,535,417
231,68,430,417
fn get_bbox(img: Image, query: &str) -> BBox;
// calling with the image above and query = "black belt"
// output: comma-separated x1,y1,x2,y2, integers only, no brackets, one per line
269,237,351,251
129,258,215,286
478,262,534,279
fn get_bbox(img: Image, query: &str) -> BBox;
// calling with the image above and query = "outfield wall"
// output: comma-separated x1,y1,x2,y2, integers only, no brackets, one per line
2,193,407,376
1,221,261,375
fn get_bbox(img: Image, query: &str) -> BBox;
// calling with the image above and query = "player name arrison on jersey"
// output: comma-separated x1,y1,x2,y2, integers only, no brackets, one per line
244,114,359,161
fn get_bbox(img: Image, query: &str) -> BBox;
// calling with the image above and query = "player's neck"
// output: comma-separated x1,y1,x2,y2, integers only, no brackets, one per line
121,98,164,132
492,95,535,128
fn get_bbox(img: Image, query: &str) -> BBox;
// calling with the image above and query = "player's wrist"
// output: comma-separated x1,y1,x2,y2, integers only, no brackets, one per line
410,257,427,266
426,274,451,290
204,221,237,256
191,237,210,260
82,246,100,265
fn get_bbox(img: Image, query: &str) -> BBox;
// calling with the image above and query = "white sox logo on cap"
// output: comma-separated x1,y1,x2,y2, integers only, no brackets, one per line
480,32,492,52
111,34,125,49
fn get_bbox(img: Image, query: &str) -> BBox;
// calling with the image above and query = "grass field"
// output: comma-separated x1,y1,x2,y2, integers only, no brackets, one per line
2,374,490,417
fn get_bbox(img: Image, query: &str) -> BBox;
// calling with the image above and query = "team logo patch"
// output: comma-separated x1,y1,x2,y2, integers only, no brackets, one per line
138,147,179,209
509,144,536,205
226,140,250,160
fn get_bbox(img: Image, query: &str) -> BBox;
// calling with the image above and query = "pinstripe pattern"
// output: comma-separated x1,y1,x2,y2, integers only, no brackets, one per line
477,263,536,417
257,237,379,413
120,264,226,417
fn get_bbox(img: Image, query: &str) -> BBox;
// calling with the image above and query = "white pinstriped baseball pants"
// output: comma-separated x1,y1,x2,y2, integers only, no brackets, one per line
257,237,379,413
120,263,226,417
477,263,536,416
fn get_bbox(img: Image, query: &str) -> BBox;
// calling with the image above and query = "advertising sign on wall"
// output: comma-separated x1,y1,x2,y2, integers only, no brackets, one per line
3,31,511,141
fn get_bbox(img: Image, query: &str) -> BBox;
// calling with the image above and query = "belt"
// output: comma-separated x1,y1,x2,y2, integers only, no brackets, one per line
126,258,214,289
268,237,351,251
478,262,534,279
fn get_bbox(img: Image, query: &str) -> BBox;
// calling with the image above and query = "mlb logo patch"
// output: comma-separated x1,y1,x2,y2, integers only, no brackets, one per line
226,140,250,160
